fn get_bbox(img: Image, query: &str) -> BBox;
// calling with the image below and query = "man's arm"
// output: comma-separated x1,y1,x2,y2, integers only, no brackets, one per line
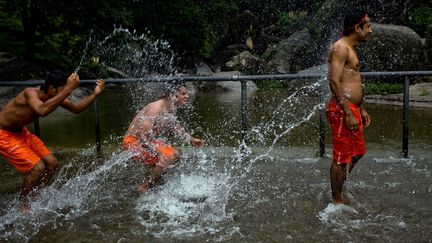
137,119,154,147
25,73,79,117
61,79,105,114
360,105,371,127
174,123,204,147
329,44,358,129
329,44,351,113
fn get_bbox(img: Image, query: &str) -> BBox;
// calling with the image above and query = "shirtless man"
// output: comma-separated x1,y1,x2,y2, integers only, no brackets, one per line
122,81,204,193
0,70,105,210
326,10,372,204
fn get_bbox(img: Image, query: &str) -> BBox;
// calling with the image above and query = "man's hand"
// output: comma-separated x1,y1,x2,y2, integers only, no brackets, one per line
191,137,204,148
66,72,80,90
361,109,371,127
94,79,105,96
345,112,359,131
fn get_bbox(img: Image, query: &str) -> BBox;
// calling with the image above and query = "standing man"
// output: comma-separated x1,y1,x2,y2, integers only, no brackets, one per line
326,10,372,204
0,70,105,211
122,81,204,193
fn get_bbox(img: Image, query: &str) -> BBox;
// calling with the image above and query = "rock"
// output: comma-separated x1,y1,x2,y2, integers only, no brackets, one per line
0,52,16,63
195,61,214,76
359,24,426,71
0,58,48,81
106,66,127,78
260,31,316,74
225,51,260,74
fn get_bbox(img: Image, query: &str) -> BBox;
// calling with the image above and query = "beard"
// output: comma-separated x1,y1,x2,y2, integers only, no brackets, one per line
359,31,371,42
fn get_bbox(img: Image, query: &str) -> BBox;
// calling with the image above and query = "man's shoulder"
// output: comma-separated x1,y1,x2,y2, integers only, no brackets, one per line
143,99,164,115
332,39,349,51
21,87,38,96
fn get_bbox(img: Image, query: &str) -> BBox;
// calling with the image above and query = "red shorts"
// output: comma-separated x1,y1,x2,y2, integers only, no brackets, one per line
122,135,176,168
326,99,366,164
0,127,51,173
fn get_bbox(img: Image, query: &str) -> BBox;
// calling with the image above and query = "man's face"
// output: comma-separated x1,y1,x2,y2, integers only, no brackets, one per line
47,85,64,97
357,16,372,42
174,86,189,107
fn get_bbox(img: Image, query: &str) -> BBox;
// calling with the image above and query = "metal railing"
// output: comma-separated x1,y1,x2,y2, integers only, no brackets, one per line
1,70,432,158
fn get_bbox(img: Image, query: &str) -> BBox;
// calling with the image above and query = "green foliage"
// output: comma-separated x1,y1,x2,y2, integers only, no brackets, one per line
364,82,404,95
131,0,237,58
278,11,307,35
0,0,431,71
0,0,24,54
408,6,432,40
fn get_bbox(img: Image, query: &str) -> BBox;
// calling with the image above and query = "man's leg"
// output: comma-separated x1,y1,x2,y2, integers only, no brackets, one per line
37,154,58,186
137,149,180,193
348,155,363,174
330,162,348,204
19,160,46,211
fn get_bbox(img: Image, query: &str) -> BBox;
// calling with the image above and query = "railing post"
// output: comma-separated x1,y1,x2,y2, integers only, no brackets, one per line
402,77,410,158
241,80,248,146
34,118,40,138
319,77,326,157
94,97,102,152
319,108,325,157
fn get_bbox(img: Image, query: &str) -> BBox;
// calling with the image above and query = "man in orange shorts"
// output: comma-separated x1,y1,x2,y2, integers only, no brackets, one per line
326,10,372,204
0,70,105,211
123,81,204,193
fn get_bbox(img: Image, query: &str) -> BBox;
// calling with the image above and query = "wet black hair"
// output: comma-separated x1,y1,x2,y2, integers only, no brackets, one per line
161,79,186,98
342,10,369,36
40,70,69,93
165,79,186,94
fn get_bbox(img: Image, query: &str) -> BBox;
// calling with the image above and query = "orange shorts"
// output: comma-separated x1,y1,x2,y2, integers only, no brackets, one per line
122,135,176,167
0,127,51,173
326,98,366,164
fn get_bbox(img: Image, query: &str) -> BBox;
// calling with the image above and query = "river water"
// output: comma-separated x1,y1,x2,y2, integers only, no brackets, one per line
1,81,431,242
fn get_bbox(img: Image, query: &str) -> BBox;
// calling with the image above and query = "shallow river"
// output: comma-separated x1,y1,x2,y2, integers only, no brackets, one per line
1,81,431,242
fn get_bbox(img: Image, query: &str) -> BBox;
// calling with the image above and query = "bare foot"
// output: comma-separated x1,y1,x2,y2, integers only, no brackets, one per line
333,198,351,205
18,201,31,214
137,182,150,193
333,200,345,205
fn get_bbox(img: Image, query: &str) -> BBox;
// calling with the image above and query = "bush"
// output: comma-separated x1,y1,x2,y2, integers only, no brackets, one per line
408,6,432,40
364,82,404,95
277,11,307,36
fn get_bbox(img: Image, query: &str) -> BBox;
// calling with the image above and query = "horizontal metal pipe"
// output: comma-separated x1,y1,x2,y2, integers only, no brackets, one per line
1,71,431,86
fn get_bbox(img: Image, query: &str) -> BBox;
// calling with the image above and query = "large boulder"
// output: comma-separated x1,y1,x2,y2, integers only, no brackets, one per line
260,30,316,74
359,23,427,71
225,51,260,74
0,58,48,81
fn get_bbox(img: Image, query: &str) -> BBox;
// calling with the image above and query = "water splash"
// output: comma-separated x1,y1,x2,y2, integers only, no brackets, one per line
0,150,134,241
131,78,328,239
75,33,93,73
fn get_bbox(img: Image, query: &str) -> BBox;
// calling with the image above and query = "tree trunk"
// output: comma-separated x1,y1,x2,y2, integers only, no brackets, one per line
21,0,36,61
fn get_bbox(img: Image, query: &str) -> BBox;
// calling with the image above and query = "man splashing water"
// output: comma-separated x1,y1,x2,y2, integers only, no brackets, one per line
122,80,204,193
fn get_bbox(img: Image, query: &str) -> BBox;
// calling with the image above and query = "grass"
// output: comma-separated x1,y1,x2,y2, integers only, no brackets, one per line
364,83,404,95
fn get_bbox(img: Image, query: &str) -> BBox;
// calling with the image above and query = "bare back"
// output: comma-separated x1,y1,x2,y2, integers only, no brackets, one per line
126,99,177,141
328,39,364,105
0,88,43,132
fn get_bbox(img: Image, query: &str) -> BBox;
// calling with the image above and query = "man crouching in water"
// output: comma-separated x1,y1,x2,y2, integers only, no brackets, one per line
0,70,105,212
326,10,372,204
123,81,204,193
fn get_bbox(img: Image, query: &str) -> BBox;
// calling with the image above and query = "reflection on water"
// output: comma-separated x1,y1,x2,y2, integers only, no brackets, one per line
1,82,432,242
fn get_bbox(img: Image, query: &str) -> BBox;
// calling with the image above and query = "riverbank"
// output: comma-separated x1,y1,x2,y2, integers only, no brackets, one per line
365,82,432,108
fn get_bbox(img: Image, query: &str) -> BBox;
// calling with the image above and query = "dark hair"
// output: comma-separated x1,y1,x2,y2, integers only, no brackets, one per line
40,70,69,93
165,80,186,93
161,79,186,98
342,10,369,36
